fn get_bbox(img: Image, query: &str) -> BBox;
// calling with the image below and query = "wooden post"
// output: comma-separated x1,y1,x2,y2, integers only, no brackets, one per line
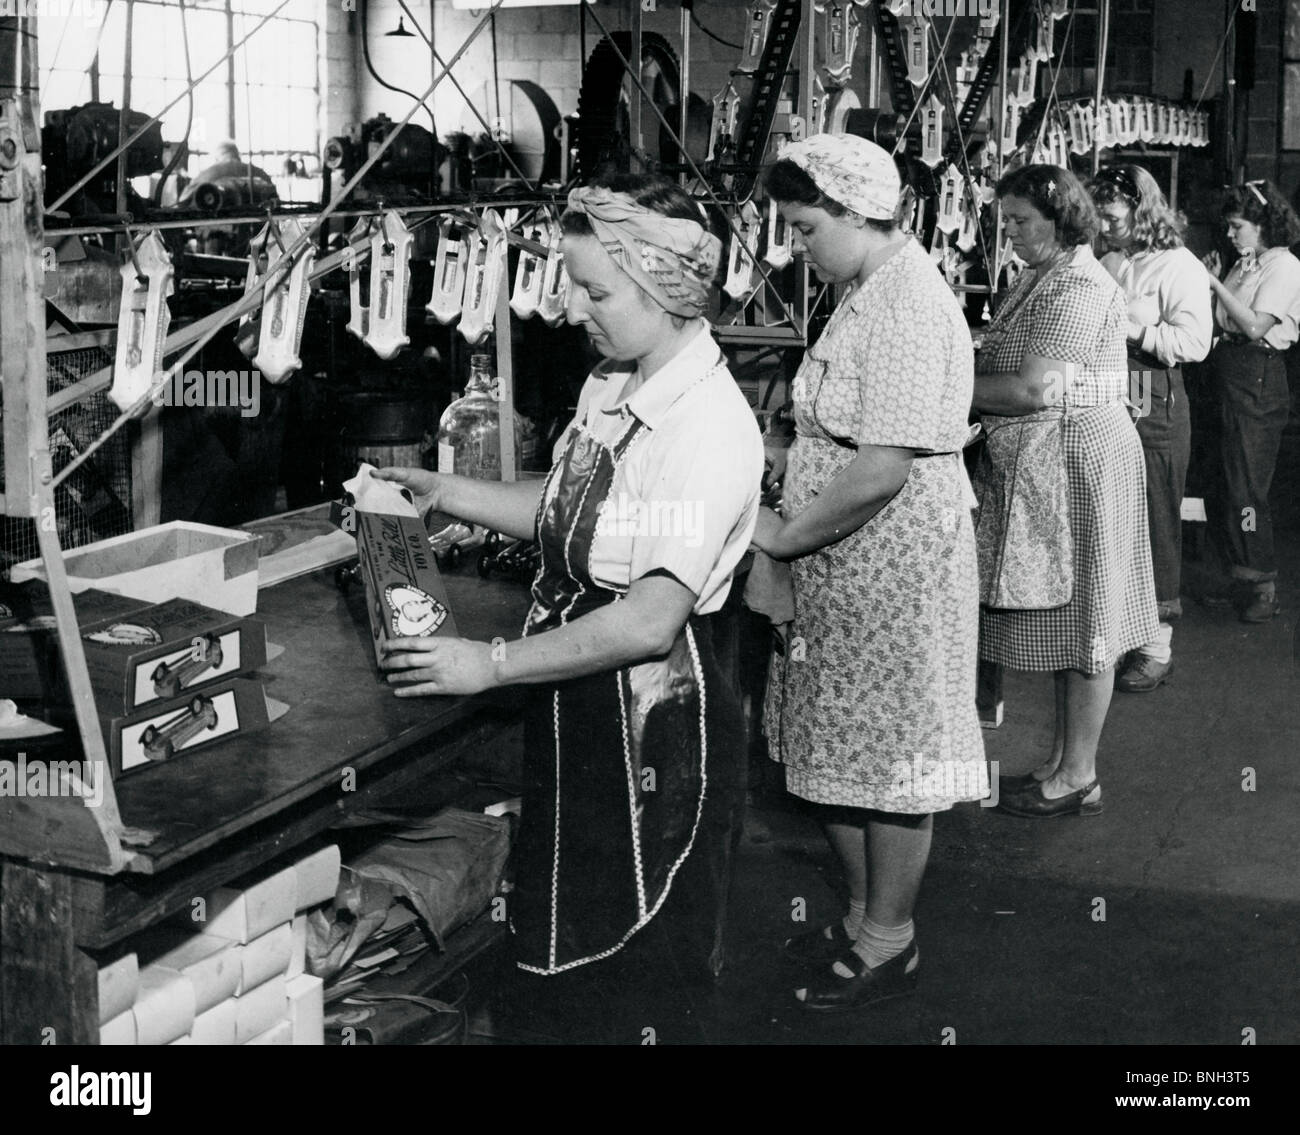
0,25,136,873
496,253,517,483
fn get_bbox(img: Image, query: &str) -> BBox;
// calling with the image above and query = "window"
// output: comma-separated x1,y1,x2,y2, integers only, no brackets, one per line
39,0,321,191
1285,0,1300,148
1038,0,1154,98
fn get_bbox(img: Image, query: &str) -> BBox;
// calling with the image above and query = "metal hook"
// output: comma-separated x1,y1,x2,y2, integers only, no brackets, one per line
266,209,286,254
127,238,146,284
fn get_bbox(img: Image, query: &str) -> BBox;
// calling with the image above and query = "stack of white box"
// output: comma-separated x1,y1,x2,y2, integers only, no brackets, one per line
98,845,339,1045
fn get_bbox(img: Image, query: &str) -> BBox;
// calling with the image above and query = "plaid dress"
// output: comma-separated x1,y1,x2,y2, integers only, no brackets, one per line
976,246,1159,672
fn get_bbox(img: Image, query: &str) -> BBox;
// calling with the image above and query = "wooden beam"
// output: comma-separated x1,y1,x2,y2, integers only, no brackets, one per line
0,98,47,515
1,862,99,1044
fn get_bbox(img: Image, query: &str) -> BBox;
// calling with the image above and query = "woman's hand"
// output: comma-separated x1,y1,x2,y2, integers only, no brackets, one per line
763,444,789,489
750,505,786,557
373,467,443,515
1126,319,1146,344
1202,250,1222,278
379,636,498,697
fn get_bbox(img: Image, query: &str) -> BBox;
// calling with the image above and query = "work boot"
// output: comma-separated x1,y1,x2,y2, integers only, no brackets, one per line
1240,584,1279,624
1116,652,1174,693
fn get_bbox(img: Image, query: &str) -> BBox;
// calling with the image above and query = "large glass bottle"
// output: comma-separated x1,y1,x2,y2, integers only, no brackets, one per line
437,353,502,479
436,353,543,477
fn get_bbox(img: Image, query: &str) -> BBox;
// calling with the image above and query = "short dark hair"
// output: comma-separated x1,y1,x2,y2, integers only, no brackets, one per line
997,164,1099,246
763,157,894,234
1220,180,1300,249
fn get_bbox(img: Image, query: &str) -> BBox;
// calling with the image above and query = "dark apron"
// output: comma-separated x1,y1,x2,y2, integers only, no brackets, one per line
512,406,745,977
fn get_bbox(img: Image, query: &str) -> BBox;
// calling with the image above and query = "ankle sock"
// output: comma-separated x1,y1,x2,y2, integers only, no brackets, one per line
835,917,914,975
841,897,867,940
1137,622,1173,665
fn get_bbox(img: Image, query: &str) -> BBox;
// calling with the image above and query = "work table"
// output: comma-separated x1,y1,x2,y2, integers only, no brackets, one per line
0,553,534,1044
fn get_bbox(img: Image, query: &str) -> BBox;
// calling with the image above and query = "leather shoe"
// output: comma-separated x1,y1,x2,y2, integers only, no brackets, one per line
794,942,919,1013
782,920,853,966
997,778,1102,818
1116,653,1173,693
1241,588,1279,624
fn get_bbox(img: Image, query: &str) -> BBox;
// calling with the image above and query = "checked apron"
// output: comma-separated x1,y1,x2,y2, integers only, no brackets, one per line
512,394,745,977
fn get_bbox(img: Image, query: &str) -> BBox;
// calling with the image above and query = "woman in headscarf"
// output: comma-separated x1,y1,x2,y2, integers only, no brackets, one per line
1090,164,1212,690
753,134,986,1012
376,174,764,1002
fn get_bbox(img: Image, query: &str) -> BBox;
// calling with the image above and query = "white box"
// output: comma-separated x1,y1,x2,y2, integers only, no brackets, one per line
100,1010,137,1046
190,998,238,1045
141,929,240,1014
234,976,287,1044
287,973,324,1046
245,1020,292,1045
97,952,138,1025
11,521,261,617
237,923,294,994
175,864,297,945
132,966,196,1046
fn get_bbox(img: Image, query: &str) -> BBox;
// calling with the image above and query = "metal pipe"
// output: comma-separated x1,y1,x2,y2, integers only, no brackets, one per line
117,0,134,219
1093,0,1110,174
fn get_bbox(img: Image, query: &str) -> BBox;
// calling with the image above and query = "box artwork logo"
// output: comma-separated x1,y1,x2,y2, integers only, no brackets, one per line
0,752,104,808
151,368,261,417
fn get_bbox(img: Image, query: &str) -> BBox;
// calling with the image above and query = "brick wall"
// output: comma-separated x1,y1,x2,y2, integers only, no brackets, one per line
343,1,750,143
329,0,1293,199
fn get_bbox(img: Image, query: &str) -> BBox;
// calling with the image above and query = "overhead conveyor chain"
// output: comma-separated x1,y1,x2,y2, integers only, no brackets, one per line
874,5,915,122
943,3,1035,165
734,0,803,200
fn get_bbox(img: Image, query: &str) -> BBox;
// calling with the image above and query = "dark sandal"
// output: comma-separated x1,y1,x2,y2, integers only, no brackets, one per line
793,942,920,1013
782,920,853,966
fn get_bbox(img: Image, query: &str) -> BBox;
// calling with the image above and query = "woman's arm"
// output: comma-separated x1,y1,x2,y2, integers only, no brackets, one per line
752,443,915,560
379,573,697,695
375,467,543,541
1135,257,1213,364
1205,272,1281,342
973,353,1076,415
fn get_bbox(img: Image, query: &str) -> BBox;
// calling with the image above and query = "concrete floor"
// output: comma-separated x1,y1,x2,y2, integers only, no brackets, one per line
462,452,1300,1046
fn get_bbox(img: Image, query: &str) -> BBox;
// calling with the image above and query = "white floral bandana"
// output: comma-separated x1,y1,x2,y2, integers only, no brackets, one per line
776,133,901,220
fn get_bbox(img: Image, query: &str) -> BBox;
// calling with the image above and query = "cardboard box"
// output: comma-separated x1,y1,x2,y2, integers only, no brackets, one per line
96,676,287,777
74,598,269,715
0,582,152,699
10,521,261,617
353,510,458,666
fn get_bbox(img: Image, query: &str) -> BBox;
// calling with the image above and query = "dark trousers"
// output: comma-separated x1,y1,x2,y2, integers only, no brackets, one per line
1203,342,1290,582
1130,362,1191,605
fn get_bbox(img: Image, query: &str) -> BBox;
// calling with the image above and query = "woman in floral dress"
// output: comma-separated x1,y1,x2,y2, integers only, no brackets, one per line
753,134,986,1013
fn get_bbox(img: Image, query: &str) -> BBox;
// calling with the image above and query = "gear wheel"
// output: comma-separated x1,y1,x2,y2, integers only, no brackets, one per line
575,32,684,179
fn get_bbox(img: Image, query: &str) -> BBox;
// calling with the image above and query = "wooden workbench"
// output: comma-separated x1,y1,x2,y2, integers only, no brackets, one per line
0,557,534,1045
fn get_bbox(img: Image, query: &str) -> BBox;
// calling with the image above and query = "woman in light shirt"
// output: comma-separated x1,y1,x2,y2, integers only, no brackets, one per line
378,175,763,1010
1090,165,1212,691
1200,181,1300,623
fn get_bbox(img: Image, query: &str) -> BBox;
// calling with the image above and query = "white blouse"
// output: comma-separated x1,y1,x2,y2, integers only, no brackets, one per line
547,323,764,615
1214,245,1300,351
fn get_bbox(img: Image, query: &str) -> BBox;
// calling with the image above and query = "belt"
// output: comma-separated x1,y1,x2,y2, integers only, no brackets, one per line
1127,348,1178,372
1218,333,1280,355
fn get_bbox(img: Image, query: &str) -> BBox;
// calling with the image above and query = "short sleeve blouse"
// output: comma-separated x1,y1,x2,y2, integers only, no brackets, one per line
976,245,1128,409
792,239,974,452
1214,245,1300,350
